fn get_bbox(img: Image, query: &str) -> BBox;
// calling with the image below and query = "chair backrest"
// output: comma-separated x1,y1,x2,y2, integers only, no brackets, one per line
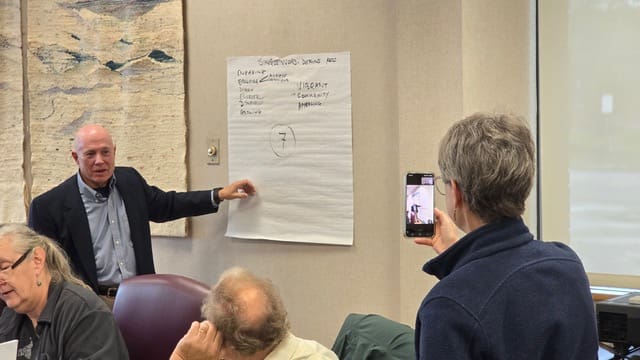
332,313,416,360
112,273,210,360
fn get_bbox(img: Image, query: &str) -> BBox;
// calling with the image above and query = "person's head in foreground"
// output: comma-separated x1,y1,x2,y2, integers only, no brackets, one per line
421,112,536,253
439,111,534,228
0,223,87,319
170,267,338,360
0,223,128,358
203,267,290,359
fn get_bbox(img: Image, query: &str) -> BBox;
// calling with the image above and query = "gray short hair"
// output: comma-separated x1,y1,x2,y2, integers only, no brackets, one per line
0,223,88,288
438,112,535,223
201,267,289,355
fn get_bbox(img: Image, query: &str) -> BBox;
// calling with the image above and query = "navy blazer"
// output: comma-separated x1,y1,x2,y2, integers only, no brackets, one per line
28,166,217,292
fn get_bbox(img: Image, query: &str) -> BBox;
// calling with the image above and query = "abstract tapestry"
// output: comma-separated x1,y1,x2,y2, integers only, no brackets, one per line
0,0,26,223
1,0,187,236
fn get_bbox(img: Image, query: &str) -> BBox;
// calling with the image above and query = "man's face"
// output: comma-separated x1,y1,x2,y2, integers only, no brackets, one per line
72,128,116,189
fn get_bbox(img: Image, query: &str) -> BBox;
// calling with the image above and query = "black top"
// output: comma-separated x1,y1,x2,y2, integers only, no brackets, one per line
0,281,129,359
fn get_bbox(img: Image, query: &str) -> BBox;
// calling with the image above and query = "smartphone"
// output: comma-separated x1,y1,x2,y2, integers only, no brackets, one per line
405,172,435,237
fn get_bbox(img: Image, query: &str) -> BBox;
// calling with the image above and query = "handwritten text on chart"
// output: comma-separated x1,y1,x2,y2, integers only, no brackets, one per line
256,56,338,66
231,56,342,116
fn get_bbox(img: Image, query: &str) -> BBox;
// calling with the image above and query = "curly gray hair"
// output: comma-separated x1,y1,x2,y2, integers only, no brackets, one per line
201,267,290,355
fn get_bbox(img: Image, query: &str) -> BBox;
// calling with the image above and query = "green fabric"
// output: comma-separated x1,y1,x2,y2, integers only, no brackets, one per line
332,313,416,360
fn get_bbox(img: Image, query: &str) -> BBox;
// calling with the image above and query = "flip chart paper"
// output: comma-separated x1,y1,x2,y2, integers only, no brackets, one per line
226,52,353,245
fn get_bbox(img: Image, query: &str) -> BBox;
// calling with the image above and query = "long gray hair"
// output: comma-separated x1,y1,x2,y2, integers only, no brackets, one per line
0,223,87,288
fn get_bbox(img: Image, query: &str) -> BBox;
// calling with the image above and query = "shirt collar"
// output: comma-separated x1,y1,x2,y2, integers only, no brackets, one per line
76,172,117,201
36,281,63,326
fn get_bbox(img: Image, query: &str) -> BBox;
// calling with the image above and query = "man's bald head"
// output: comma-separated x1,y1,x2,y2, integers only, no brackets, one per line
71,124,116,189
202,267,290,356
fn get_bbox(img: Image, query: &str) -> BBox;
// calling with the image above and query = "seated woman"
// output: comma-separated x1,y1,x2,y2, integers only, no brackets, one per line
0,223,129,359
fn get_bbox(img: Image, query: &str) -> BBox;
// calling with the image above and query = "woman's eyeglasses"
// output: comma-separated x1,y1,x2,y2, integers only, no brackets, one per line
435,176,451,196
0,248,33,274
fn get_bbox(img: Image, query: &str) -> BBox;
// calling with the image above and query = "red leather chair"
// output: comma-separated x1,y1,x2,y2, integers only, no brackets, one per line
112,274,210,360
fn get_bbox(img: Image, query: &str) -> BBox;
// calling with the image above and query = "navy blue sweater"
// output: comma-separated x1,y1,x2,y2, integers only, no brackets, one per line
415,217,598,360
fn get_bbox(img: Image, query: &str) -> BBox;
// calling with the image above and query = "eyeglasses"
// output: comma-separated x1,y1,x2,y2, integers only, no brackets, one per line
435,176,451,196
0,248,33,274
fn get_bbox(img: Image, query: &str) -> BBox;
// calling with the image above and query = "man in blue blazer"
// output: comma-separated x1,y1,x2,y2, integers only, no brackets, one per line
28,124,255,298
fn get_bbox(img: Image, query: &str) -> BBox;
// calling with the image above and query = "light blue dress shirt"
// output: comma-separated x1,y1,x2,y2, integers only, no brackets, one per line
77,173,137,285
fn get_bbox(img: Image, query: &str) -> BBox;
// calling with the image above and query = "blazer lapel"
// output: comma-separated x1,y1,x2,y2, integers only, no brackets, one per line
63,178,99,289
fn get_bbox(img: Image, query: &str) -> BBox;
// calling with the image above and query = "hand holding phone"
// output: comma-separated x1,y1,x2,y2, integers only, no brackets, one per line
413,207,460,253
405,172,435,237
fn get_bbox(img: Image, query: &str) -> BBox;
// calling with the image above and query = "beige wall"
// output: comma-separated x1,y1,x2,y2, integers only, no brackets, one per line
152,0,533,347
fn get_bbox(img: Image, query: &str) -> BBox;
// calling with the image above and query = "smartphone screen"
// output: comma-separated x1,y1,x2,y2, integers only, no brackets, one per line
405,172,435,237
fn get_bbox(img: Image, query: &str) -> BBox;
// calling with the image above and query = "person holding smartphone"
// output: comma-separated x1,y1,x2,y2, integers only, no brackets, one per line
413,112,598,359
